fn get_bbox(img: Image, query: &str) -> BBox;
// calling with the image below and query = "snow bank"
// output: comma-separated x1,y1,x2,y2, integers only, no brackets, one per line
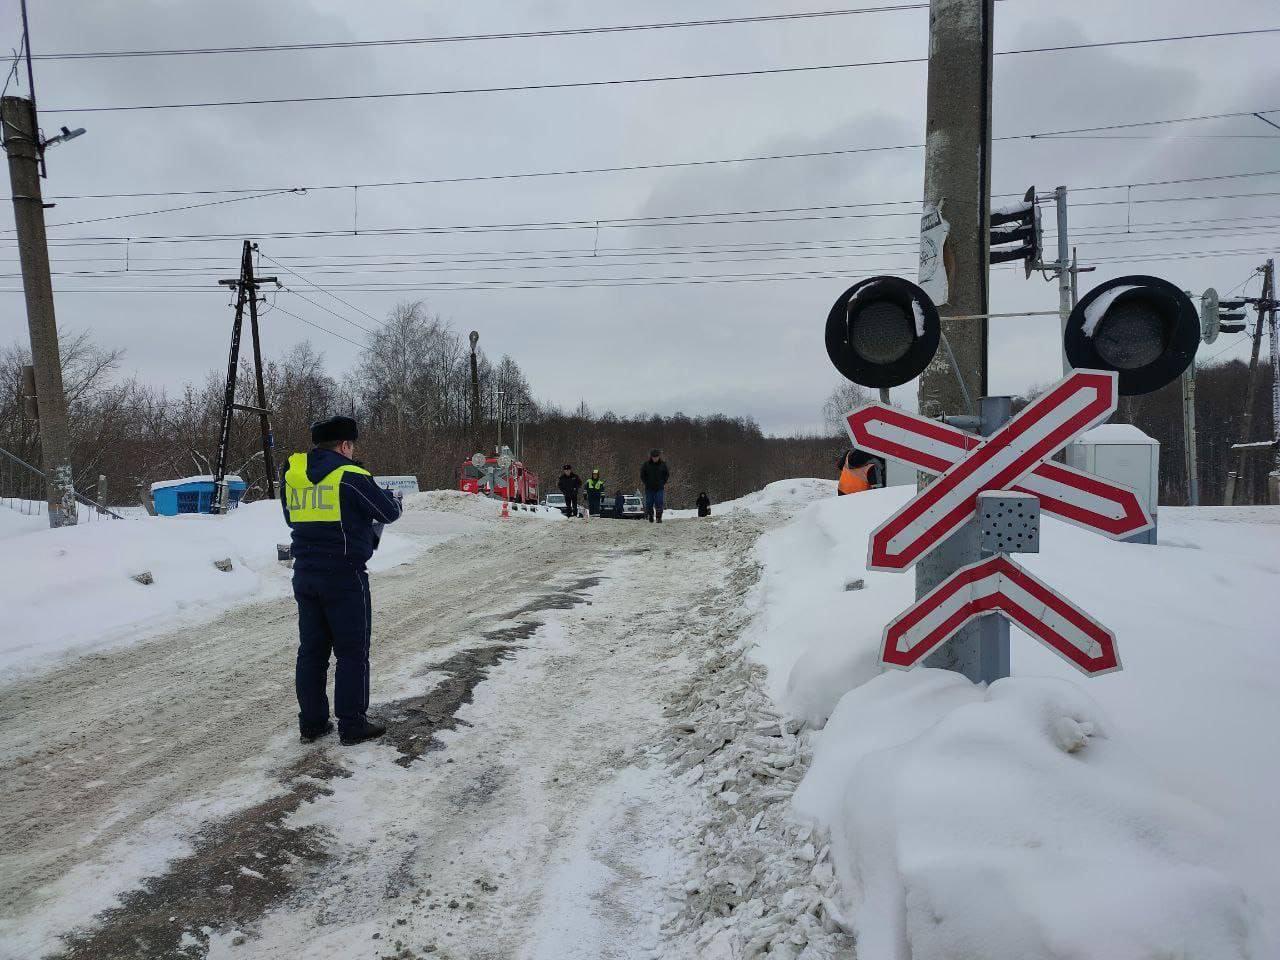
743,485,1280,956
794,670,1260,960
0,494,474,684
743,487,915,726
667,477,836,520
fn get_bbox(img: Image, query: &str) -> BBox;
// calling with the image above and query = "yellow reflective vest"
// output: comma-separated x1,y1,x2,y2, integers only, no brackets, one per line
282,452,372,523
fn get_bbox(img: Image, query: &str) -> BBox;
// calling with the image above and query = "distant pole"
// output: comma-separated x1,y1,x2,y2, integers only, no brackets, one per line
1180,364,1199,506
1266,259,1280,504
212,241,278,512
2,95,77,527
917,0,995,681
244,249,276,498
1055,186,1072,376
496,389,504,453
469,330,481,428
1225,259,1269,506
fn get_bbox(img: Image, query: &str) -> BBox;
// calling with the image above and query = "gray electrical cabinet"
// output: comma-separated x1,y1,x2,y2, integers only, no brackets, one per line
1065,424,1160,545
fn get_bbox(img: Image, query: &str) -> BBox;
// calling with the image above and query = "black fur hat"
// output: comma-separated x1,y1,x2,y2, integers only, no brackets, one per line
311,415,359,445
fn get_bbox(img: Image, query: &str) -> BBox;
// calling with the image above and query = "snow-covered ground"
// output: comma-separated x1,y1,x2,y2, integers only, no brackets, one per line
2,479,1275,960
746,484,1280,958
0,490,515,684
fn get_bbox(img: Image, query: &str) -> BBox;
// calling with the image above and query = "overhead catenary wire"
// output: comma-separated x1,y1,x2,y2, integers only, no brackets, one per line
41,34,1280,114
30,4,934,60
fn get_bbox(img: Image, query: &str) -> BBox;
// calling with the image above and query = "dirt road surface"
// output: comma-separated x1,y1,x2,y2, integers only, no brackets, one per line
0,501,851,960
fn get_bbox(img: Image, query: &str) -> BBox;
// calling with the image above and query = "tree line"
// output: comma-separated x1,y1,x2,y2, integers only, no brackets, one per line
0,299,1273,510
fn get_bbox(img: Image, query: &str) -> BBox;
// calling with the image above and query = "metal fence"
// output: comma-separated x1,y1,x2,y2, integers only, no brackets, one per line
0,446,123,521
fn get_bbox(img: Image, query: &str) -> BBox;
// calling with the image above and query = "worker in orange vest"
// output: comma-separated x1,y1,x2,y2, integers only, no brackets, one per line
837,450,878,496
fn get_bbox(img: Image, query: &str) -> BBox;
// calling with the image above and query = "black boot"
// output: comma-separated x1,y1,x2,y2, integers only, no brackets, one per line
340,718,387,746
656,509,664,523
300,720,334,744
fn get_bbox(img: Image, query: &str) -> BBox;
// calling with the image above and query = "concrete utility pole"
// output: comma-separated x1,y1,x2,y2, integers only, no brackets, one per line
496,389,504,453
2,95,77,527
468,330,481,428
916,0,995,681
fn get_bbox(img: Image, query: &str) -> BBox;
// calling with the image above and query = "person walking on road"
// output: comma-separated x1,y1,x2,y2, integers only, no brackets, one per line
696,491,712,518
640,449,670,523
585,469,605,516
281,416,403,746
558,465,582,518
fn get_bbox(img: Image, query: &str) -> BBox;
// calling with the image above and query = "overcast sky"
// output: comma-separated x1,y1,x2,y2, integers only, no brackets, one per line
2,0,1277,433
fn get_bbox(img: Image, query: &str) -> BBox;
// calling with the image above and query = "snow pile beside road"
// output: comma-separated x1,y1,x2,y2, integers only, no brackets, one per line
667,478,835,520
0,504,47,541
2,500,423,684
404,488,564,521
744,487,1280,957
744,487,915,726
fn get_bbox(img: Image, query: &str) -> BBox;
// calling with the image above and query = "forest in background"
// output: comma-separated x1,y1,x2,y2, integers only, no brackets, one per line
1,300,1274,511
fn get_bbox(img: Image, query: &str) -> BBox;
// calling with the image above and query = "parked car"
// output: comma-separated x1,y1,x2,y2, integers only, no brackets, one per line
543,493,567,514
619,494,644,519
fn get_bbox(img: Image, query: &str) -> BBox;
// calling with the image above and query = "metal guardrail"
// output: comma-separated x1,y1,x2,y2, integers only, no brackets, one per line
0,446,125,521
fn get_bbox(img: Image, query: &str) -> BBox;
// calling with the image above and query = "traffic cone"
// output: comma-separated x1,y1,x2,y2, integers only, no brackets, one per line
501,497,510,519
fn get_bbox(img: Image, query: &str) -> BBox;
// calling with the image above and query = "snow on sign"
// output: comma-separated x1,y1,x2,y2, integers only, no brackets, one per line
881,554,1121,675
853,370,1124,572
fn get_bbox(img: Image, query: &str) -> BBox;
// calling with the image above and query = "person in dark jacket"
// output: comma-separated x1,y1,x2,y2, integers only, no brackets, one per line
696,492,712,518
281,416,402,746
640,449,670,523
613,489,625,519
557,465,582,518
585,469,605,515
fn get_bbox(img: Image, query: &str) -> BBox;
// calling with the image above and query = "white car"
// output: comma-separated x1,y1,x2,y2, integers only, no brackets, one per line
619,495,644,519
543,493,567,513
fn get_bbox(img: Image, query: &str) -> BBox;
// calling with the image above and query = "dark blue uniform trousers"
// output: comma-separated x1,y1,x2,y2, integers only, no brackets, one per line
293,565,372,735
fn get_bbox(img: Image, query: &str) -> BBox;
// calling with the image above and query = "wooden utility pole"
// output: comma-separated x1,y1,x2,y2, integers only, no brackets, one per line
916,0,996,680
1224,259,1273,506
212,241,277,512
2,95,77,527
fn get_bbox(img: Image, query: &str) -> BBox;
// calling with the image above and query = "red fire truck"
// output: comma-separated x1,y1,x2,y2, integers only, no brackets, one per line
458,450,540,504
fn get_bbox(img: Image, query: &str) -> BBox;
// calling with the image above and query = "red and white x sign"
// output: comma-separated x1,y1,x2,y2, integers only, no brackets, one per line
881,553,1121,675
848,370,1141,572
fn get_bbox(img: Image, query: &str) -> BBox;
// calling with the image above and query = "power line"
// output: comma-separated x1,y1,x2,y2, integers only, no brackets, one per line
43,35,1280,114
262,252,385,326
267,302,367,348
32,4,933,60
11,205,1280,248
43,157,1280,206
276,284,377,335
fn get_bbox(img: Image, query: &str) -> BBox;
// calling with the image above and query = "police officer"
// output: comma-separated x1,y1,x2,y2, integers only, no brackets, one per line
584,468,605,515
281,416,403,746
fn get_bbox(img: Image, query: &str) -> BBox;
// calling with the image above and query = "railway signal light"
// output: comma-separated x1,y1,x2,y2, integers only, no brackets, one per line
825,276,941,388
990,187,1042,279
1217,298,1249,335
1064,275,1200,395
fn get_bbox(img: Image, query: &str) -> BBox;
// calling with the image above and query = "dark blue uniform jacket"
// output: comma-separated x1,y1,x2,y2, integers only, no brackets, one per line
280,447,403,571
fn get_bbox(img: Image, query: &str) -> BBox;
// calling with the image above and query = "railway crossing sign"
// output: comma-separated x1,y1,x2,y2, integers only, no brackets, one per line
851,370,1135,572
881,554,1120,675
843,369,1136,676
845,406,1153,548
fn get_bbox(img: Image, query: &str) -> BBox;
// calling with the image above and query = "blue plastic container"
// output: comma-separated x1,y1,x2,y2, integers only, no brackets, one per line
150,476,246,516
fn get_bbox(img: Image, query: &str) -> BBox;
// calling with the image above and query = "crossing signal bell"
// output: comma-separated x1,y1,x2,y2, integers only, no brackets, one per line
825,276,941,388
1064,276,1200,395
990,187,1042,279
